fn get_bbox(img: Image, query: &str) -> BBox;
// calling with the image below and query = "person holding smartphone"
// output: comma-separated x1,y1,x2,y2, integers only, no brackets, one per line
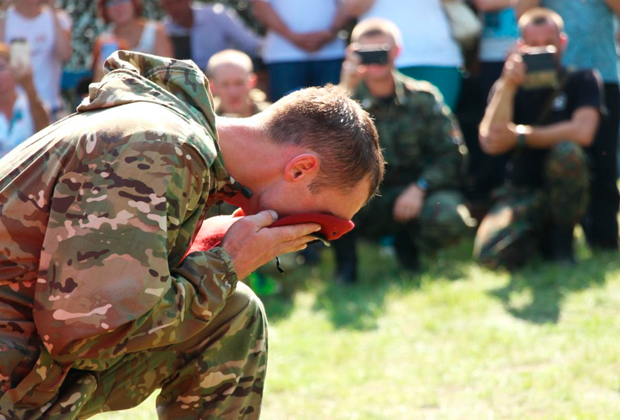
0,42,49,158
334,18,472,282
0,0,72,121
475,8,603,269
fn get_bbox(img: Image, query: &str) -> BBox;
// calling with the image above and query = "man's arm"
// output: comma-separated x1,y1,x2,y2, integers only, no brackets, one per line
515,0,540,18
32,139,242,365
221,6,262,57
517,108,600,148
18,67,50,132
251,0,312,51
393,89,466,222
472,0,514,12
45,1,73,62
340,0,376,18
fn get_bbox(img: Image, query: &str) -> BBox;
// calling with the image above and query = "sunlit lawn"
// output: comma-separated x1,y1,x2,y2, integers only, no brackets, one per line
95,232,620,419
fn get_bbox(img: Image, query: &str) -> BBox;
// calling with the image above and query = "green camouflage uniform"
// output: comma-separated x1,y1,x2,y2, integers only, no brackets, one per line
0,52,267,419
474,141,590,269
353,71,470,252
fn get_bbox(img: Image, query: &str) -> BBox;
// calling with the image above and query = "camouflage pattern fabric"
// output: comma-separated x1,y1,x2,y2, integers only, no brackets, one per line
354,71,468,191
354,188,471,253
474,141,590,269
0,51,267,419
349,71,471,253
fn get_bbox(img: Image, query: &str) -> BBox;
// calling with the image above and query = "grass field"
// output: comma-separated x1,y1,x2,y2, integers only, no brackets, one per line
95,232,620,420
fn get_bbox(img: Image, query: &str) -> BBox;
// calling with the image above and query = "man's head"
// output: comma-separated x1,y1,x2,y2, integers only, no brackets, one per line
350,18,402,81
97,0,142,25
159,0,192,24
518,8,567,54
225,85,384,221
207,49,256,116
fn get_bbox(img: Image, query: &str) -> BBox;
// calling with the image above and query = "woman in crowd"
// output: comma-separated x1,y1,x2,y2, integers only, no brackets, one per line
92,0,173,82
0,0,72,121
0,42,50,159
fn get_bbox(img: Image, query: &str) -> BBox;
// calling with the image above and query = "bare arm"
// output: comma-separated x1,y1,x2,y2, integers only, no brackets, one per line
605,0,620,16
17,68,50,132
47,4,73,62
340,0,376,18
472,0,514,12
154,22,174,58
518,108,599,148
251,1,294,40
515,0,541,18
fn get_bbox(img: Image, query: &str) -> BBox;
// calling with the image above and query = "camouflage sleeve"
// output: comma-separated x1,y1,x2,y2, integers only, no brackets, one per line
419,93,468,191
32,135,238,368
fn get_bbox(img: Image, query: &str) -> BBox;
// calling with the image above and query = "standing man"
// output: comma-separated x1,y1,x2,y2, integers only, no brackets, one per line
160,0,262,70
0,51,384,419
517,0,620,251
251,0,353,101
334,18,471,282
475,8,602,268
207,49,271,118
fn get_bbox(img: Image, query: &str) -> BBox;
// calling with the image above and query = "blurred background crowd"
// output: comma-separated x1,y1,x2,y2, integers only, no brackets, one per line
1,0,619,285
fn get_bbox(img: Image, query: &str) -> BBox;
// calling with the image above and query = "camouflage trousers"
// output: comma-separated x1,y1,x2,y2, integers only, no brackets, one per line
474,142,590,269
0,283,267,420
334,188,472,269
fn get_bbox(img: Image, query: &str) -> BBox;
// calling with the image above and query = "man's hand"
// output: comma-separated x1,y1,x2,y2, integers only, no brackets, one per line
502,53,526,89
11,65,36,92
480,122,520,155
220,210,321,280
340,45,365,92
393,185,426,223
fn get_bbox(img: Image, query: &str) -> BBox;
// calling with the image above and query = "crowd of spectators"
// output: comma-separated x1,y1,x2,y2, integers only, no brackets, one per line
1,0,619,277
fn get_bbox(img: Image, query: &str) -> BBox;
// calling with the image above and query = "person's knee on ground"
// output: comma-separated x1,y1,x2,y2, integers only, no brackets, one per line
417,190,473,252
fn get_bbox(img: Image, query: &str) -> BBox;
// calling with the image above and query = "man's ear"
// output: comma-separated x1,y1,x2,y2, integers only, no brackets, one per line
559,33,568,52
248,73,257,90
209,80,219,96
284,154,320,183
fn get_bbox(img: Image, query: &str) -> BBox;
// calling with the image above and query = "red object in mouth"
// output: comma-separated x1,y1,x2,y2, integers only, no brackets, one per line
184,212,355,260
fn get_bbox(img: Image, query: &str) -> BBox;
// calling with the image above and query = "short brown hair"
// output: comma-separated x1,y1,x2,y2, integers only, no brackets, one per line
262,85,384,200
97,0,143,25
519,7,564,34
350,18,403,47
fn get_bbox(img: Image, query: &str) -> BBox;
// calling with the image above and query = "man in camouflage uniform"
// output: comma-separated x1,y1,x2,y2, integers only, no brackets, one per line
475,9,602,269
207,49,271,119
333,18,471,281
0,51,384,419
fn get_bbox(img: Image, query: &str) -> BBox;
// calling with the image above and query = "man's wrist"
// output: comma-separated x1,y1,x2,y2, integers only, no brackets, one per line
416,178,429,193
515,124,530,149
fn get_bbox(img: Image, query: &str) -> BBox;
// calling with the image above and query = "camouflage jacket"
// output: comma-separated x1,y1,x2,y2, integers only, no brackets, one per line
0,51,243,413
354,71,467,191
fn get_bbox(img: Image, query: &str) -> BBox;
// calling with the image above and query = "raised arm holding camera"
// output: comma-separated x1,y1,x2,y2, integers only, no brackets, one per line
475,8,603,269
334,18,471,282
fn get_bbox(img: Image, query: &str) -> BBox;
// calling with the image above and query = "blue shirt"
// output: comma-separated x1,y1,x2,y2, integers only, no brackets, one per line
543,0,619,83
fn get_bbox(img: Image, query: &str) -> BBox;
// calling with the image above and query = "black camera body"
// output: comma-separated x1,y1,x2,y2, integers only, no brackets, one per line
520,46,558,89
356,44,390,65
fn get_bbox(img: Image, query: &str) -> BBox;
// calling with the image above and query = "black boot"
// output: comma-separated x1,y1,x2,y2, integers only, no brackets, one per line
549,224,576,265
394,231,421,272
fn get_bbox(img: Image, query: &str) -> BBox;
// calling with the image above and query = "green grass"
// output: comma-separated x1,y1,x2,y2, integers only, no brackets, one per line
95,233,620,419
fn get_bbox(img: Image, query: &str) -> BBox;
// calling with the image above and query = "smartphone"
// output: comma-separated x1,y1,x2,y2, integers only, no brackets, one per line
356,44,390,65
9,38,30,70
521,46,558,89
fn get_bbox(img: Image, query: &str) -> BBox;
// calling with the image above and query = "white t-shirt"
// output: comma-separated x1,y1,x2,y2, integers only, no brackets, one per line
0,88,36,159
361,0,463,68
4,7,72,110
254,0,345,64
